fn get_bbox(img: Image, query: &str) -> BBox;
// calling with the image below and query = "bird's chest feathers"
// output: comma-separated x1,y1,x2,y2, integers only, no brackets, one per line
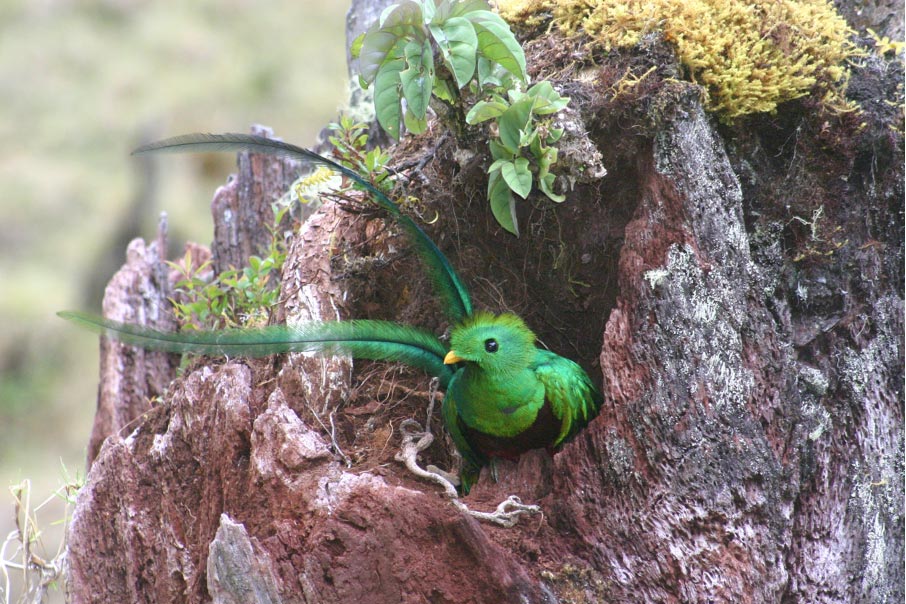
451,367,544,438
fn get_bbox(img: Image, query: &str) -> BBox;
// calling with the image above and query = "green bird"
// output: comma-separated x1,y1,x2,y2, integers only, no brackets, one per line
442,312,601,490
60,133,602,494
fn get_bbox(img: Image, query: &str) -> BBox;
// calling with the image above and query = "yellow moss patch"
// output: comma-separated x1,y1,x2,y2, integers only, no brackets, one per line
497,0,859,120
494,0,551,26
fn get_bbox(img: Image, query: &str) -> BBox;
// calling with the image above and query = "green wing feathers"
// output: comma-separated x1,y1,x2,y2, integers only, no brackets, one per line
133,133,473,322
58,311,454,387
441,377,484,495
533,350,603,447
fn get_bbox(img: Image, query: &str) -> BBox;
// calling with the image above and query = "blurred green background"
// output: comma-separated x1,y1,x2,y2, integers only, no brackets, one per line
0,0,348,596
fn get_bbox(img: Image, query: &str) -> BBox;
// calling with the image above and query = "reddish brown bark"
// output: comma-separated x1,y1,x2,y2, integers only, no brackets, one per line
210,124,304,276
87,218,177,465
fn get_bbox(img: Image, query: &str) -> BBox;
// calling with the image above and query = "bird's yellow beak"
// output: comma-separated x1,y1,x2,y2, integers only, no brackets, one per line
444,350,464,365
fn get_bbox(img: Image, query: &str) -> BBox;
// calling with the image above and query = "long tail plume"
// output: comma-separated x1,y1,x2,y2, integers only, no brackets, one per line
59,311,455,388
134,133,473,322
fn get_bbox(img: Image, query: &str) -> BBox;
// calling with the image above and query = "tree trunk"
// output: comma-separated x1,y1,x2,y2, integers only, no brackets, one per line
65,3,903,603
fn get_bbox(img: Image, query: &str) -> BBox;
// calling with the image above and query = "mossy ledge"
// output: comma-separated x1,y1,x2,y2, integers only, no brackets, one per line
498,0,860,120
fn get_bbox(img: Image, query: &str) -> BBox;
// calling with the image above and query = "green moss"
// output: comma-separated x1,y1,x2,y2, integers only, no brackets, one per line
498,0,859,120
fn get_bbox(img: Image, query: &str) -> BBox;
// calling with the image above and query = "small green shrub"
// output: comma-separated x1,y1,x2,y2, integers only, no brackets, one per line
466,81,568,234
168,206,290,330
293,117,397,214
353,0,571,235
326,116,394,193
353,0,528,138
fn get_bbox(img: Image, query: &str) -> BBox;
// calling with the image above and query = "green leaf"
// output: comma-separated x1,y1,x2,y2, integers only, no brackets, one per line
468,11,526,83
489,137,515,159
542,146,558,172
526,81,570,114
359,30,398,83
488,170,519,236
487,158,509,172
537,146,555,178
379,0,423,29
351,33,365,60
539,172,566,202
449,0,491,17
374,52,407,139
547,127,564,143
399,39,434,119
421,0,438,21
358,1,425,84
527,80,555,101
432,77,457,102
465,99,507,124
500,157,532,199
476,56,513,88
429,17,477,88
529,130,543,158
403,107,428,134
519,127,538,148
497,98,533,151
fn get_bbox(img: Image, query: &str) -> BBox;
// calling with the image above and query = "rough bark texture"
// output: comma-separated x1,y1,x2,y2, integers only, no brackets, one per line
833,0,904,41
210,124,303,275
87,216,177,464
66,4,903,604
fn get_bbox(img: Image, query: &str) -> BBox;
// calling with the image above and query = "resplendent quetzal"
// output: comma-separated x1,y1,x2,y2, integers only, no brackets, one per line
60,133,602,494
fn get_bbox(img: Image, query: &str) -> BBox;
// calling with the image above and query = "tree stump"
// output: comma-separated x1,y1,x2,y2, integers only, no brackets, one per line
65,3,903,603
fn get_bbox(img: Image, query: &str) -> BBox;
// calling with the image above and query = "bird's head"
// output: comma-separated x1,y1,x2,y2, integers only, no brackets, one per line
444,312,536,375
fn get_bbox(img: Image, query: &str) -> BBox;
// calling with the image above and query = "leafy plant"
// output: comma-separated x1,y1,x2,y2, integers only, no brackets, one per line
294,117,397,213
466,81,568,235
326,116,394,193
353,0,570,235
168,206,290,330
353,0,527,138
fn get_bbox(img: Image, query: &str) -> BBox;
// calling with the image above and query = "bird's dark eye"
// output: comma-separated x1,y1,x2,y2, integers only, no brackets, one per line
484,338,499,353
